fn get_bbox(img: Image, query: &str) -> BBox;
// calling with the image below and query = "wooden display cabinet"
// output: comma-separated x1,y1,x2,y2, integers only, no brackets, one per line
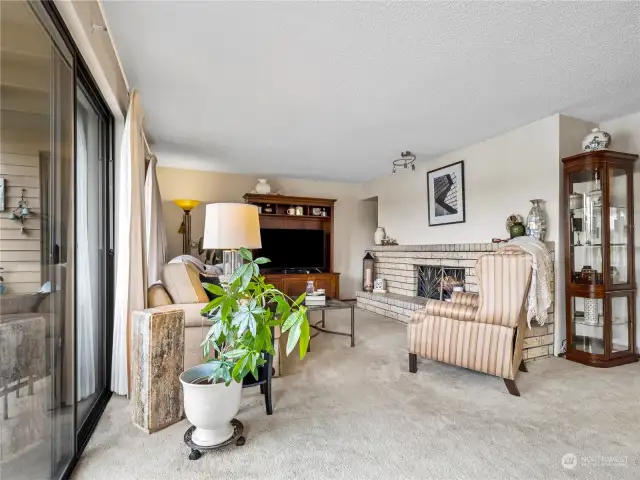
243,193,340,299
562,150,638,367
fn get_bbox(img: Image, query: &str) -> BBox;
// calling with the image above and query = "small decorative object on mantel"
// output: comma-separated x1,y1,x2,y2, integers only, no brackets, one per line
373,278,386,293
286,206,295,215
254,178,271,194
381,236,398,246
427,160,465,226
525,199,547,241
363,252,375,292
374,226,386,245
582,127,611,152
509,222,526,239
263,204,274,214
295,206,304,216
505,213,524,234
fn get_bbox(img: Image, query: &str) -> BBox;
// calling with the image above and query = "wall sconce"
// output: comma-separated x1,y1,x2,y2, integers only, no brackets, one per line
9,189,30,235
392,151,416,175
174,199,200,254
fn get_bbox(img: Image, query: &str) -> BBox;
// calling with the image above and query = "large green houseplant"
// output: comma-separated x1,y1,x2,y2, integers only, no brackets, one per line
179,247,311,447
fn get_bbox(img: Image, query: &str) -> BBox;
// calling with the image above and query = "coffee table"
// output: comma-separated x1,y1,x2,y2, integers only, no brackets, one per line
305,299,355,348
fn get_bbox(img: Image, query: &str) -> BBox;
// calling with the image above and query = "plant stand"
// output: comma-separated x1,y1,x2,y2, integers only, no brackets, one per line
183,419,245,460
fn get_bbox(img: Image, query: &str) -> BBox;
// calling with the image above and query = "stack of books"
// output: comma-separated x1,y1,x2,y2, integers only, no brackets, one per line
305,292,326,306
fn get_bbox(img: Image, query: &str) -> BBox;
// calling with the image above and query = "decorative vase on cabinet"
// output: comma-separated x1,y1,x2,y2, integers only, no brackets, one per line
525,199,547,241
374,227,386,245
582,127,611,152
562,150,638,368
255,179,271,194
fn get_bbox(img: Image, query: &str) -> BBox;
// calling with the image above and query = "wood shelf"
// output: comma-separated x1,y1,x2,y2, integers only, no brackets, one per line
244,193,339,297
259,213,330,219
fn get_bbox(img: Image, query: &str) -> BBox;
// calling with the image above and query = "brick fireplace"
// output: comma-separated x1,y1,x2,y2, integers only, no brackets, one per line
356,242,555,362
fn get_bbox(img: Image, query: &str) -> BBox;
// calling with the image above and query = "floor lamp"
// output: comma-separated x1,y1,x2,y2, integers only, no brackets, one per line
203,203,262,283
174,199,200,254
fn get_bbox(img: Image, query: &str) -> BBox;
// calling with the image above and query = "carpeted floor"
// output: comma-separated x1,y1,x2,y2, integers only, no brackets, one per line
72,308,640,480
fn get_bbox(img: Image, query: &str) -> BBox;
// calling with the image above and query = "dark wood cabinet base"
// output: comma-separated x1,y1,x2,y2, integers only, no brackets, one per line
263,272,340,299
565,351,639,368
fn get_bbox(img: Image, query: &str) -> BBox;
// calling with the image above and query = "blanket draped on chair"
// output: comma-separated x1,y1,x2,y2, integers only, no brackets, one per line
500,237,553,327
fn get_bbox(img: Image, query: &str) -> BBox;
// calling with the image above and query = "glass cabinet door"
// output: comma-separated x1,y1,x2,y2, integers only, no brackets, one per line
610,295,631,354
568,168,604,286
570,296,605,355
608,167,630,285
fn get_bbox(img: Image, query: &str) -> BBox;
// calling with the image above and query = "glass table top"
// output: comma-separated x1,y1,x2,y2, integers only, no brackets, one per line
304,298,353,311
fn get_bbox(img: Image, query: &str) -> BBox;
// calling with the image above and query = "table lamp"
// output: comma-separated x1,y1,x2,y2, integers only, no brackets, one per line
174,199,201,254
203,203,262,282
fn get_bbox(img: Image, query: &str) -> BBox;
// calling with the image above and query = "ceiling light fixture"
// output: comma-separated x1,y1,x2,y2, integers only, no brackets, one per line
392,151,416,174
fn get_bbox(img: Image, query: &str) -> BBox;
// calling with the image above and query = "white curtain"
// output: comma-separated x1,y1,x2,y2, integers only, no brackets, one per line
111,90,147,395
144,154,167,285
76,115,96,400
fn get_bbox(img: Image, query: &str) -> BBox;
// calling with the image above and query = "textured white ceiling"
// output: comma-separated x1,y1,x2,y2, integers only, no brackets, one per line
101,1,640,182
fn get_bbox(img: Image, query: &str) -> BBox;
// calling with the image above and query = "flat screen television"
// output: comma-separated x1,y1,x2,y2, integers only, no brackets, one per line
257,228,326,271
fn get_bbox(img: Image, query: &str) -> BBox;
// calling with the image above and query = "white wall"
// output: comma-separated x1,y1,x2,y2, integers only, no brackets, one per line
156,161,367,299
362,115,562,245
600,111,640,352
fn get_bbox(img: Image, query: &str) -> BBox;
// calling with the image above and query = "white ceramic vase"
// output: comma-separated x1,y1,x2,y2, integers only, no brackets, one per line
255,179,271,194
582,127,611,152
180,364,242,447
374,227,386,245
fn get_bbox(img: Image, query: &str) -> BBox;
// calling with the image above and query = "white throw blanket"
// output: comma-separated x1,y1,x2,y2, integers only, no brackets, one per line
505,237,553,328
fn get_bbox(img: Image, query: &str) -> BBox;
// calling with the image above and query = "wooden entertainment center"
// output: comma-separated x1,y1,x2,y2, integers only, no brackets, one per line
243,193,340,299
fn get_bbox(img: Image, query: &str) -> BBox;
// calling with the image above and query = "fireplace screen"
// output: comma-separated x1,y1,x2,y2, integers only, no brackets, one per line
417,266,466,300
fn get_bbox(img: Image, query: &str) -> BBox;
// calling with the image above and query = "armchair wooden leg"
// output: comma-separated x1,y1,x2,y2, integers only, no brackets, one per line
518,360,528,372
409,353,418,373
504,379,520,397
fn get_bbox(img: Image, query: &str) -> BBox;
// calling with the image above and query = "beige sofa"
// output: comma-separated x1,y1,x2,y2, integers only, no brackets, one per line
407,249,533,396
146,262,211,370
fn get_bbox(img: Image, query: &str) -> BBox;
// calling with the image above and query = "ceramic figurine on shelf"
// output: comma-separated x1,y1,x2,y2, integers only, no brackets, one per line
374,227,386,245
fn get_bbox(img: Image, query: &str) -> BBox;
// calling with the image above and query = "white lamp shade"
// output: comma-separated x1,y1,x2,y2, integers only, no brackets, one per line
203,203,262,249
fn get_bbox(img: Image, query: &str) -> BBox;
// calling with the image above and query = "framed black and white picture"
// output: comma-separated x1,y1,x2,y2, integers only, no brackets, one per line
427,160,466,226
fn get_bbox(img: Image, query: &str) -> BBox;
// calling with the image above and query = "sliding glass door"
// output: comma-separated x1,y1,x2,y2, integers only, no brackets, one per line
0,2,114,479
75,81,111,441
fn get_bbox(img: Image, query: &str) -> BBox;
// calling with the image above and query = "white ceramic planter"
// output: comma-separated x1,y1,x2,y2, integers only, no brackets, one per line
180,364,242,447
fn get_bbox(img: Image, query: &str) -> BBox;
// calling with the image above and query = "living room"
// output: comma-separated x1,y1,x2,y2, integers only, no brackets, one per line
1,1,639,479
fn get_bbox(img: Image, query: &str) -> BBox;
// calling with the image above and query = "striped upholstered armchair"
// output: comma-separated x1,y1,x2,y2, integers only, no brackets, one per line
407,250,533,396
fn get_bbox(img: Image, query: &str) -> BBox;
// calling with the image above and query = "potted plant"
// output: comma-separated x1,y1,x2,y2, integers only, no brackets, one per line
179,247,310,446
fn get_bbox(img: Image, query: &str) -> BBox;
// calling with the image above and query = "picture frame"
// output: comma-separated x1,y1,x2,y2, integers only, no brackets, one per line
427,160,466,226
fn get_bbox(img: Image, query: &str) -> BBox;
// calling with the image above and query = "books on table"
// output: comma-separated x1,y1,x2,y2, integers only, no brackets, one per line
305,293,326,306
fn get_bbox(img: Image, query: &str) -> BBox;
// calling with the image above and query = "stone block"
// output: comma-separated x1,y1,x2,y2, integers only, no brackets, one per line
132,308,185,434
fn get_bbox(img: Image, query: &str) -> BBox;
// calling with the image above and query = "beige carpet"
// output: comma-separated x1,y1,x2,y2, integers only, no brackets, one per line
73,309,640,480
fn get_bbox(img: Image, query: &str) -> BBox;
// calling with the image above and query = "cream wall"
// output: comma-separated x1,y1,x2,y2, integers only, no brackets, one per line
156,163,368,299
361,115,563,245
600,111,640,352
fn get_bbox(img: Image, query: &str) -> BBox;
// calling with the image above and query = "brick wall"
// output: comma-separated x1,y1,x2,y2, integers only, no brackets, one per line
356,242,555,361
